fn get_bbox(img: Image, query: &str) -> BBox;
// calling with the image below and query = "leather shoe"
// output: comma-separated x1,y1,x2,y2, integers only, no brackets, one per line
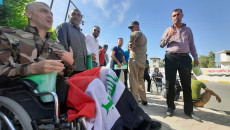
185,113,202,122
166,108,174,117
150,120,161,130
142,101,148,106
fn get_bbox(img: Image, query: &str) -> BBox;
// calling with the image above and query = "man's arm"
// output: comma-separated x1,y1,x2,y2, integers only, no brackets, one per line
56,23,70,51
203,88,221,103
105,53,109,64
29,60,65,75
110,51,121,67
129,32,139,51
85,35,96,61
0,40,64,79
0,28,33,80
122,56,127,64
160,27,176,48
188,28,199,67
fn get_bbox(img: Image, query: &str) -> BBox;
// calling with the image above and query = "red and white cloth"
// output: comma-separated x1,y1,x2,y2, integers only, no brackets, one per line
67,67,125,130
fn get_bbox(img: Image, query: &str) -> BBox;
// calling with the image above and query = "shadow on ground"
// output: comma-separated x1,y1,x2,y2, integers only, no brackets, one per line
141,92,230,128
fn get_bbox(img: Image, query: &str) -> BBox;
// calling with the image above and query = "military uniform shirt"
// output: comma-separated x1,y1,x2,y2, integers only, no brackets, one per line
0,26,74,82
129,31,147,65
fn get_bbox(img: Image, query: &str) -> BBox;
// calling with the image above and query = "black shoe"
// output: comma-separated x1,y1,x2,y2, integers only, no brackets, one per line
142,101,148,106
185,113,202,122
150,120,161,130
166,108,174,117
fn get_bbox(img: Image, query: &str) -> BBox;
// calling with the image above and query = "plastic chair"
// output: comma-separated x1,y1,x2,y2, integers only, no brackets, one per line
151,78,162,94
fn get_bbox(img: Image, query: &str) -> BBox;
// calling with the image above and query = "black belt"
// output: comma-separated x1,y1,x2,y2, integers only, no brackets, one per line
166,52,189,56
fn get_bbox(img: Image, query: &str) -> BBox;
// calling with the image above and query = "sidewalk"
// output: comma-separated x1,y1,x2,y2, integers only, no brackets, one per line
140,92,230,130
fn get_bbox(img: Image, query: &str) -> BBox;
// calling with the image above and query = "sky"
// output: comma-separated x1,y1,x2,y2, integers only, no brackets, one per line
36,0,230,63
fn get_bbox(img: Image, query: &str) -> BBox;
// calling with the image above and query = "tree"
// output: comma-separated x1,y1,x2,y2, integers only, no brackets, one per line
207,51,215,68
0,0,35,29
198,51,215,68
159,60,165,68
0,0,57,40
48,28,57,40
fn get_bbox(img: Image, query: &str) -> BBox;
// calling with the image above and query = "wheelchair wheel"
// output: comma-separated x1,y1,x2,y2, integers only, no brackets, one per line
0,96,33,130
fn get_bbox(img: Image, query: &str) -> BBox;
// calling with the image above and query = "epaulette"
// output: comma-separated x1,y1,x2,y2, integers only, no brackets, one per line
0,26,17,34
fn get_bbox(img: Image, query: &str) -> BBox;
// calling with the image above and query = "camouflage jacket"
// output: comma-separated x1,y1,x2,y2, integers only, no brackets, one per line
0,26,74,83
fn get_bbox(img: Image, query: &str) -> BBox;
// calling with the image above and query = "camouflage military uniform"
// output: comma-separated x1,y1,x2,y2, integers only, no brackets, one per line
0,26,74,83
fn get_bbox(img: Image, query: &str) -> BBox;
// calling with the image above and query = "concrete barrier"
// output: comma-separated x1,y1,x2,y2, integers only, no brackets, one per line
197,68,230,83
150,68,230,84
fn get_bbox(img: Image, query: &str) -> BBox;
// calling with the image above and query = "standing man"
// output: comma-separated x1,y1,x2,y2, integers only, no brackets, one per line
85,26,101,68
99,44,108,66
104,52,109,66
110,38,126,78
144,54,151,92
160,9,200,121
123,45,130,88
56,8,87,75
128,21,148,105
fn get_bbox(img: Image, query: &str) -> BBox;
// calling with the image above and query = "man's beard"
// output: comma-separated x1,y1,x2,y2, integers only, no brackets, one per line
93,33,98,38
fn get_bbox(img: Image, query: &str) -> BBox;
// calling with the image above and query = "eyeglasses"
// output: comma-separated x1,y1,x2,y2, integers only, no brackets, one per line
94,29,100,33
129,26,134,29
71,13,83,18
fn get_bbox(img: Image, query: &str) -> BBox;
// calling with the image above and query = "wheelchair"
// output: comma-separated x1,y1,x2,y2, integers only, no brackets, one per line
0,79,86,130
151,78,163,94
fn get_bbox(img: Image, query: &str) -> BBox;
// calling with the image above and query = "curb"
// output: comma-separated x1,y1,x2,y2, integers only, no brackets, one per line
199,79,230,84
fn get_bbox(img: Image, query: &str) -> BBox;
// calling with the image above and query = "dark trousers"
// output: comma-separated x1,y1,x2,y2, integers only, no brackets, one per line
56,79,69,114
165,53,193,114
113,69,121,78
123,68,128,88
144,74,151,92
110,63,121,78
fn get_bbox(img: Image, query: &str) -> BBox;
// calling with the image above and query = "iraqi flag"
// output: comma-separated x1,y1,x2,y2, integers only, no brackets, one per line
67,67,152,130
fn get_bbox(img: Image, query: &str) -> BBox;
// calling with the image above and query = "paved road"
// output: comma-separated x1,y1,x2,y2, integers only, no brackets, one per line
202,82,230,115
148,78,230,114
141,93,230,130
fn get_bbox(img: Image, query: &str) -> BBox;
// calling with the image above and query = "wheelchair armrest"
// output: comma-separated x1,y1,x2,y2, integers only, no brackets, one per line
18,79,38,90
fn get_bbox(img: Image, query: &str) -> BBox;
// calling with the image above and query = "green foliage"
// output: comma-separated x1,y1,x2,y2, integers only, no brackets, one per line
198,51,215,68
0,0,35,28
48,28,57,40
159,60,165,68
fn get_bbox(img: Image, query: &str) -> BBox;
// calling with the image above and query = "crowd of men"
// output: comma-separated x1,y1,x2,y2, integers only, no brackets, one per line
0,1,222,129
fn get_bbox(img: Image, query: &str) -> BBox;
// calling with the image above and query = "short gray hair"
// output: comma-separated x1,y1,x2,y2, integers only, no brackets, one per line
26,2,49,12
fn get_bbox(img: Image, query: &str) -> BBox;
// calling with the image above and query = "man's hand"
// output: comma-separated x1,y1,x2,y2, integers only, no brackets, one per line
117,62,121,68
168,27,176,39
54,47,74,65
216,96,221,103
131,46,136,51
92,53,96,61
29,60,64,74
194,60,199,67
123,61,127,65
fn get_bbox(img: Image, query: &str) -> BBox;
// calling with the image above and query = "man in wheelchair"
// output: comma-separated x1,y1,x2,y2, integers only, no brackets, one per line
0,2,161,130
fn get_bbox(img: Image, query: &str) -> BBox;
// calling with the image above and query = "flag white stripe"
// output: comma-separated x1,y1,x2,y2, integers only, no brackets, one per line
85,78,120,130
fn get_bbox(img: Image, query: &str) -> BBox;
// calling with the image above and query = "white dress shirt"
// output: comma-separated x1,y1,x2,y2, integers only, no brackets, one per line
85,34,99,64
